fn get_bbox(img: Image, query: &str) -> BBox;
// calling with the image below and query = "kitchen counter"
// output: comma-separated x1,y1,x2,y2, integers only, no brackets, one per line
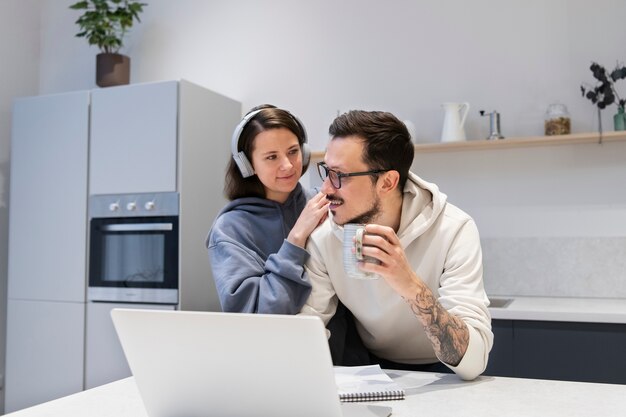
488,295,626,324
5,372,626,417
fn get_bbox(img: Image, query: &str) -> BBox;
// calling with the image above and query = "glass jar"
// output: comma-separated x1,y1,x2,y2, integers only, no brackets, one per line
614,106,626,131
544,103,571,136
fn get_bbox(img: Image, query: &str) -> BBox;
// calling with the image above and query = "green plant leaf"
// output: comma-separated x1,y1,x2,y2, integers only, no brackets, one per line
69,1,89,10
69,0,146,53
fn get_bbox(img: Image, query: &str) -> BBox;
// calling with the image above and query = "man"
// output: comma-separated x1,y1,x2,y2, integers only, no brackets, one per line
300,110,493,380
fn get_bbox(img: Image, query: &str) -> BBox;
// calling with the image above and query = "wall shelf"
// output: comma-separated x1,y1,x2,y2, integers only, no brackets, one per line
310,131,626,159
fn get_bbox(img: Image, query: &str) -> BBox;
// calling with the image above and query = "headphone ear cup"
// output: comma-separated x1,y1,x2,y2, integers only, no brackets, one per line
231,109,262,178
233,151,255,178
301,143,311,167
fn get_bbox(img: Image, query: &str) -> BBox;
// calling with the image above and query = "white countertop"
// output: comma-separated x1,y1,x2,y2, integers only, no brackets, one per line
488,295,626,324
5,372,626,417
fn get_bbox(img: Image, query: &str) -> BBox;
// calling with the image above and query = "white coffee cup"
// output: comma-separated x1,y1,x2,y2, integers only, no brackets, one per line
343,224,380,280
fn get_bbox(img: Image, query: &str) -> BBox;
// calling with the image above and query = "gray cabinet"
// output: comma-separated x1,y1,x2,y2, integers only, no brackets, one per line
89,81,178,195
6,91,89,413
486,319,626,384
6,81,241,412
5,300,85,412
8,91,89,302
84,302,175,389
88,80,238,313
84,81,240,391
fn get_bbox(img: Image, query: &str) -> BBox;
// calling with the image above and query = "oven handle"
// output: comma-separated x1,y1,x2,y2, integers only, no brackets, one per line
101,223,174,232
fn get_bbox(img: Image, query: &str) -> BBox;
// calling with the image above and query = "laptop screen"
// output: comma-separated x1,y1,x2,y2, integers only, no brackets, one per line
111,309,345,417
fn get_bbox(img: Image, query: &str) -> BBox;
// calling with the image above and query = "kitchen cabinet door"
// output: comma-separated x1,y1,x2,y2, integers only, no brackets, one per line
8,91,89,302
487,319,626,384
89,81,178,195
513,320,626,384
4,299,84,413
484,319,514,377
84,302,175,389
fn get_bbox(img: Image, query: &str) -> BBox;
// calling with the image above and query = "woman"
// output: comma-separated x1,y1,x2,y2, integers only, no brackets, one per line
206,105,329,314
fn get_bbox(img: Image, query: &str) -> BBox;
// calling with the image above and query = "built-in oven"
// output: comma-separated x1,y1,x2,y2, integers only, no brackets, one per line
88,192,179,304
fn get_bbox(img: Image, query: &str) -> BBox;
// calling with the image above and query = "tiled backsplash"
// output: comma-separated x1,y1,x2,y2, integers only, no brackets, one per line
481,237,626,298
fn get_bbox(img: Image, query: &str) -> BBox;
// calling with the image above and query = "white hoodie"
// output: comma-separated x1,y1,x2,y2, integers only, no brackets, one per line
300,172,493,380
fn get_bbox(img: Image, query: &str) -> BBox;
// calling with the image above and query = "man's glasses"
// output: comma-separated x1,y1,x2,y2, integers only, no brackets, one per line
317,162,390,189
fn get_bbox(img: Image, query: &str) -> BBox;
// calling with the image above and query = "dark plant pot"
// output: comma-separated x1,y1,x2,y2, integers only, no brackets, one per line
96,53,130,88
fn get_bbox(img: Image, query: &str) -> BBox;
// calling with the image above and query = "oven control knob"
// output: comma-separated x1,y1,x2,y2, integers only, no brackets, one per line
126,202,137,211
145,201,156,211
109,202,120,212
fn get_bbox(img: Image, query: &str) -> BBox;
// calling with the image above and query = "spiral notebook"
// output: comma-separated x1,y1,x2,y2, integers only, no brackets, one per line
335,365,405,402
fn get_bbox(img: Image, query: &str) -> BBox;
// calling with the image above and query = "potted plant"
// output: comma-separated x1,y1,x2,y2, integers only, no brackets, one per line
70,0,147,87
580,61,626,133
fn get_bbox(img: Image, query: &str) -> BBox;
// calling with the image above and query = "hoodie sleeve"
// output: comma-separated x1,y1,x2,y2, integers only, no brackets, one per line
298,234,339,325
208,234,312,315
437,218,493,380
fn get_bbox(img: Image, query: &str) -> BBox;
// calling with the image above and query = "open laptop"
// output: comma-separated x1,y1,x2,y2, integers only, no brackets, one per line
111,309,392,417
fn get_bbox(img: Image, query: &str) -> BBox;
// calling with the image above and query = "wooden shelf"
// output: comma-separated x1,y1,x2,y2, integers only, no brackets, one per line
310,131,626,159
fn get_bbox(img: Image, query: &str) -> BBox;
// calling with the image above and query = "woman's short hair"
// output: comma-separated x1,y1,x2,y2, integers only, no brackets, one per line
224,104,309,200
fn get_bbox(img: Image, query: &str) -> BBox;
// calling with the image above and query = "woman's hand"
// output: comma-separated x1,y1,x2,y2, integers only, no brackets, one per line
287,192,330,248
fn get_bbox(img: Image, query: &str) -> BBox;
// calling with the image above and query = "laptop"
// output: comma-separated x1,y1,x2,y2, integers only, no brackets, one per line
111,309,392,417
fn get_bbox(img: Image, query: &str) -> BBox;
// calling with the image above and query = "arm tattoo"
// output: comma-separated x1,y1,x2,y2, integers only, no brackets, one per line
406,287,469,366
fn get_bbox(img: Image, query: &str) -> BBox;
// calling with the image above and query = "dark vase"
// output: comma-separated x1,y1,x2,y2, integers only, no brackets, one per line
96,53,130,88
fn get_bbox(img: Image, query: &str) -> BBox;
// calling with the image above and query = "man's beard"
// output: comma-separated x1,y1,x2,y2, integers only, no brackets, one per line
338,195,382,226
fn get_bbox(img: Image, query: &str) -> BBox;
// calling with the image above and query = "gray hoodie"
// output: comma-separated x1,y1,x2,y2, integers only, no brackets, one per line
206,184,313,314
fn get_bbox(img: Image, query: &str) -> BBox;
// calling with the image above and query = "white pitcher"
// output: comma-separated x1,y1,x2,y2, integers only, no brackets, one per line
441,102,470,142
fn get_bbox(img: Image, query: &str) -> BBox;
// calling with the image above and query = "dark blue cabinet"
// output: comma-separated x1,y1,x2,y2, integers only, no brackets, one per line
485,319,626,384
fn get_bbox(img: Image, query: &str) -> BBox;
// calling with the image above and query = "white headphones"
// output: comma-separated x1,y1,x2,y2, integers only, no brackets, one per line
230,108,311,178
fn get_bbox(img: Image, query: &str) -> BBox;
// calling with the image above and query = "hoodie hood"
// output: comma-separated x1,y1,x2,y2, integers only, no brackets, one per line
396,172,447,245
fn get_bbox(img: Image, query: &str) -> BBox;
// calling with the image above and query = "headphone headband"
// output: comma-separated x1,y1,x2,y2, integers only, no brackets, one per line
230,108,309,178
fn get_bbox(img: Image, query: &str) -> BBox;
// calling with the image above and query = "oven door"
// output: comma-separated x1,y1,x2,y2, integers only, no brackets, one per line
88,216,179,304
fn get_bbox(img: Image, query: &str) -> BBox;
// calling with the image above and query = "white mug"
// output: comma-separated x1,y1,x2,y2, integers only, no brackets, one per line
343,224,380,280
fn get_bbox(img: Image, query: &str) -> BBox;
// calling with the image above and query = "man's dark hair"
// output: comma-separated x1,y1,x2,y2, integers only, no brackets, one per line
328,110,414,189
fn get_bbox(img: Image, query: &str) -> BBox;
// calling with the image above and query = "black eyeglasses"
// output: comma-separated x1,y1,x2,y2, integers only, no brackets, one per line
317,162,390,189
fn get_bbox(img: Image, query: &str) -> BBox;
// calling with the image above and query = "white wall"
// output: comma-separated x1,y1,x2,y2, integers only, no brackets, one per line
412,141,626,298
40,0,626,148
0,0,41,412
